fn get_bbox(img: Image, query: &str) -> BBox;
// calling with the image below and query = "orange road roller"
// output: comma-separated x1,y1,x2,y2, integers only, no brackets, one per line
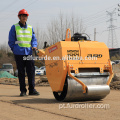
37,29,114,101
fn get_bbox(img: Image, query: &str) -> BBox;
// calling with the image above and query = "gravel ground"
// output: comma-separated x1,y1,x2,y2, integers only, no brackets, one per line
0,65,119,120
0,85,120,120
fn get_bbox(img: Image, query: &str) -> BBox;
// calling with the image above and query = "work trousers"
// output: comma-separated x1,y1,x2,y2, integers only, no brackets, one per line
14,55,35,93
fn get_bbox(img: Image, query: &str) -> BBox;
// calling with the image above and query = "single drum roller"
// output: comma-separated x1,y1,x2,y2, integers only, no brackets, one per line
37,29,114,101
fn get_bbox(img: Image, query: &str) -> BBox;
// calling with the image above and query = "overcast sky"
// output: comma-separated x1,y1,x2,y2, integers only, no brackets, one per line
0,0,120,48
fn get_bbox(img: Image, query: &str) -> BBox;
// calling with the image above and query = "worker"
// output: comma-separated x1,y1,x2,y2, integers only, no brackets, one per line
8,9,39,96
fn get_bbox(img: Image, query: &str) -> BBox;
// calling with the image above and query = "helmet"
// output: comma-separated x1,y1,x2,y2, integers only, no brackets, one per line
18,9,29,16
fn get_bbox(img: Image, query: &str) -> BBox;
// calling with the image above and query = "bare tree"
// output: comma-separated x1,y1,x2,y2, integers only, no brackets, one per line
34,13,87,47
34,26,48,49
0,42,10,53
46,13,87,45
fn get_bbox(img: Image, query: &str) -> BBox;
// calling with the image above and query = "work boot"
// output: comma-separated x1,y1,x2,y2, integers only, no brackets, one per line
20,92,26,96
29,90,40,96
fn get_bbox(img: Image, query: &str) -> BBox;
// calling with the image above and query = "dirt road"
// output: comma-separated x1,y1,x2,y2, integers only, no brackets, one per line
0,85,119,120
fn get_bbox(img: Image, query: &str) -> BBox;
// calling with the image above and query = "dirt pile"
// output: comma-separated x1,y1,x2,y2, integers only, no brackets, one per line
110,74,120,90
0,76,49,86
110,64,120,90
0,78,19,85
0,64,120,90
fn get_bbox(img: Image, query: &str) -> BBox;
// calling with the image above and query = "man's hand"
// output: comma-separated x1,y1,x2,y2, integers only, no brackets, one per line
32,47,38,56
32,47,37,50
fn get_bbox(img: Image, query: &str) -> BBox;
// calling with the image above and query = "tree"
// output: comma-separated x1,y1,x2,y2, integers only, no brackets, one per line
34,13,87,47
34,26,48,49
46,13,87,45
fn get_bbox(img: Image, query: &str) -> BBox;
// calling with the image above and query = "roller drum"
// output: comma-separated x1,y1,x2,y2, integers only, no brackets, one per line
53,74,110,101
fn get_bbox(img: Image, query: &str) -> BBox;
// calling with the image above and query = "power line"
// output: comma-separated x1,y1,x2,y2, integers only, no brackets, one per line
84,16,108,26
0,0,38,24
82,4,117,21
84,15,113,27
80,4,118,29
0,0,17,12
87,20,107,28
21,0,39,10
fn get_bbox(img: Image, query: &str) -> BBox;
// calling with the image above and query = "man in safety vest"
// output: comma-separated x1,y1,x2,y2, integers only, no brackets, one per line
8,9,39,96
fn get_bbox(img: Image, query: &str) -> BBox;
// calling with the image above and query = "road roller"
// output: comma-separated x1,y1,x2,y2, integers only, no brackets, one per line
37,29,114,101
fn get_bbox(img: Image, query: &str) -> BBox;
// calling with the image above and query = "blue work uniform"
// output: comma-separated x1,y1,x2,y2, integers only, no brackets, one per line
8,21,37,93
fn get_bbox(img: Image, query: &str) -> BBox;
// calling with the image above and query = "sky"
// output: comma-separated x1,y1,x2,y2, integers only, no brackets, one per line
0,0,120,48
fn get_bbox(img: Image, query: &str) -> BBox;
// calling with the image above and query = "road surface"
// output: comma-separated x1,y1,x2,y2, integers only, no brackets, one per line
0,84,119,120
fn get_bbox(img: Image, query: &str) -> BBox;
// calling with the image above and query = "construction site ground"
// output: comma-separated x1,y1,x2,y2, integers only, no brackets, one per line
0,84,120,120
0,84,119,120
0,64,120,120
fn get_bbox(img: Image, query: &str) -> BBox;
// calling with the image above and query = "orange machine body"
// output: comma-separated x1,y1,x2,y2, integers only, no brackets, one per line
37,29,113,93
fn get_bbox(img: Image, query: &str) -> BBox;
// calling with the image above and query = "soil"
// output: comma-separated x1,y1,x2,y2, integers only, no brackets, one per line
0,64,120,89
0,85,119,120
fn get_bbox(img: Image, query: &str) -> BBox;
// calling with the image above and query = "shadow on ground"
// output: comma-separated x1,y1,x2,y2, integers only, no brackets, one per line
11,98,103,105
0,94,103,104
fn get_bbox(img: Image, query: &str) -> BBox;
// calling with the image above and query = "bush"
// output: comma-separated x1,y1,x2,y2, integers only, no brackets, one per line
0,53,2,58
7,52,14,57
111,54,120,61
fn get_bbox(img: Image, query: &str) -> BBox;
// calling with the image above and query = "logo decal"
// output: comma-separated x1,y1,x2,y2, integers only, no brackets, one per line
48,45,58,53
87,54,103,58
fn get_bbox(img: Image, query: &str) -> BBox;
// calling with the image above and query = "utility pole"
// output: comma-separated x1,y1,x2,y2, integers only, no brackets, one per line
106,8,118,48
94,28,96,41
118,4,120,16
